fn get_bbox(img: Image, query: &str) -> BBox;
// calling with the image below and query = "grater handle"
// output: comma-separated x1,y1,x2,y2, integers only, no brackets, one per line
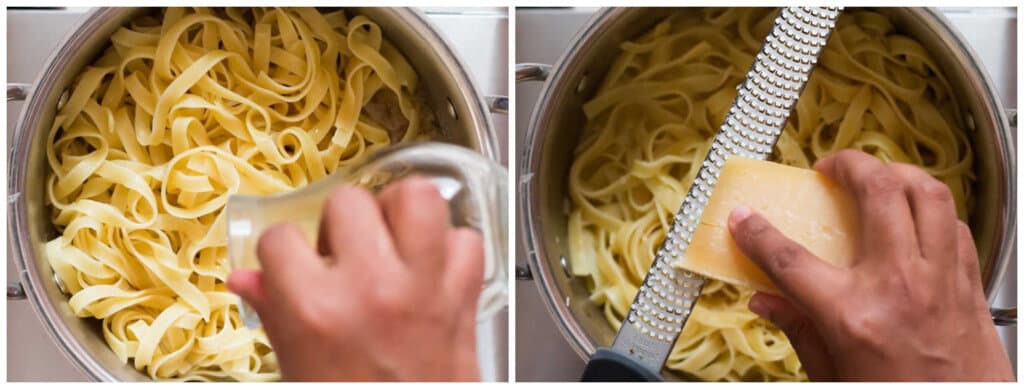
581,348,663,382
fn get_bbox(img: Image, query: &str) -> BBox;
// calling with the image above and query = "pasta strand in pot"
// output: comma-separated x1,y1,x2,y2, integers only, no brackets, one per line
45,7,434,381
567,8,972,382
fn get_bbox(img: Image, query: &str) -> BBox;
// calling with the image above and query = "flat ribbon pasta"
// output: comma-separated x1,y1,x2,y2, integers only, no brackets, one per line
568,8,972,381
45,7,435,381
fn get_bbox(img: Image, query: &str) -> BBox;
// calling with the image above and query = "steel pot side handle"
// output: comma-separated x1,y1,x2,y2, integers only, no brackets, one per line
9,83,30,101
485,95,508,115
8,83,31,300
516,63,552,83
991,308,1015,326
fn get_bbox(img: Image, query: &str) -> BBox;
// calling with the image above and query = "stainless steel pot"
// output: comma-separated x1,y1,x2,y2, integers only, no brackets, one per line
8,7,507,381
518,7,1016,379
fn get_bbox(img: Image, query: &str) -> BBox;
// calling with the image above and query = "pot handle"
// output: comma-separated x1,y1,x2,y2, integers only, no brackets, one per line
485,95,508,115
516,63,552,82
7,83,30,300
991,308,1015,326
9,83,30,101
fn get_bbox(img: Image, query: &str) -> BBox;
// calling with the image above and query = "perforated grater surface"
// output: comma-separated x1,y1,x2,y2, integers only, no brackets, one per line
586,7,844,379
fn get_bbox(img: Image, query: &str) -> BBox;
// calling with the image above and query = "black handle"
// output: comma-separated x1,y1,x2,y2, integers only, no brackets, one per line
580,347,663,382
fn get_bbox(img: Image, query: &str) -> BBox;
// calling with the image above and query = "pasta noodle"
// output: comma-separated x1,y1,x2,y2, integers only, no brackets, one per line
567,8,972,381
44,7,435,381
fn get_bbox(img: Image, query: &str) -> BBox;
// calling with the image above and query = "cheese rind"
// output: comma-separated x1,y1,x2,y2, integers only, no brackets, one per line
677,157,859,295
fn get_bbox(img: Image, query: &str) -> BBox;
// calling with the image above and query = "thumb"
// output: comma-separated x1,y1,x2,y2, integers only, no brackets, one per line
444,227,484,381
729,207,842,314
227,269,269,317
749,293,836,381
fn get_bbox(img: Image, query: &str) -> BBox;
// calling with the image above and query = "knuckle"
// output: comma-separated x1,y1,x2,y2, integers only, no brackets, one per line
835,308,884,348
737,216,806,272
832,149,861,162
392,180,449,231
768,244,804,272
882,263,921,303
385,178,444,220
919,180,953,203
324,187,363,217
858,171,903,198
739,215,773,242
830,150,867,170
370,285,413,317
257,223,292,256
888,162,919,175
297,300,334,336
395,177,439,202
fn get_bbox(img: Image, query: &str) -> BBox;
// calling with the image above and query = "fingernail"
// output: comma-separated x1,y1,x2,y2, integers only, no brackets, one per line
748,293,770,318
729,206,753,229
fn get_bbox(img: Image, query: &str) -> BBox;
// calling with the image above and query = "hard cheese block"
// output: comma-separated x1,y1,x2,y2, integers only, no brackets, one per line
677,157,859,295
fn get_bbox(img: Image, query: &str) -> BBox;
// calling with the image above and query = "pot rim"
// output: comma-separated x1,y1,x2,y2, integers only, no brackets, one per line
520,6,1016,367
10,6,499,381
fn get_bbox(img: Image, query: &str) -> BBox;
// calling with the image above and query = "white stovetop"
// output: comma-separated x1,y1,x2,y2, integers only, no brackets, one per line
516,7,1017,381
6,7,508,381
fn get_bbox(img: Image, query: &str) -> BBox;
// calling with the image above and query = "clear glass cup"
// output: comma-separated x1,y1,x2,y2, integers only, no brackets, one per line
225,142,508,329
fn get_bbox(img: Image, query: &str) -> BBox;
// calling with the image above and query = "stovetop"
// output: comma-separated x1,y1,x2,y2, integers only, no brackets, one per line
515,6,1017,381
6,7,508,381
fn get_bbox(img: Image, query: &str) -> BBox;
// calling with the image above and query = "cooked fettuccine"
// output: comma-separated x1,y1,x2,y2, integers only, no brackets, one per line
568,8,972,381
45,7,434,380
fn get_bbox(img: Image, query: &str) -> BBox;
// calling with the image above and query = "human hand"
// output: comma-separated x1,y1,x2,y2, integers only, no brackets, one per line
728,150,1012,381
227,177,484,381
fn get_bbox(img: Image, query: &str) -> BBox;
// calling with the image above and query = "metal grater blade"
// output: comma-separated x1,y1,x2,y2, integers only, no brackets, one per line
607,7,843,374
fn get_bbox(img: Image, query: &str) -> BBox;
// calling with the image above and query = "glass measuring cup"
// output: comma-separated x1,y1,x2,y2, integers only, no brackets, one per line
225,142,508,329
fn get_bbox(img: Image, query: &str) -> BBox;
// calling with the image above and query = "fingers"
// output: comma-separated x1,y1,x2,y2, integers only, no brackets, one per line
814,150,917,260
445,227,485,304
227,269,285,340
729,207,842,312
256,223,321,287
956,222,987,303
889,163,959,263
316,216,331,257
377,177,451,276
748,293,836,381
319,186,400,270
447,228,484,381
227,268,269,315
451,300,481,382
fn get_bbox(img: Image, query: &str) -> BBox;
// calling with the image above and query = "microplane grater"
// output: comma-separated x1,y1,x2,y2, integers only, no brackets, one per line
596,7,844,378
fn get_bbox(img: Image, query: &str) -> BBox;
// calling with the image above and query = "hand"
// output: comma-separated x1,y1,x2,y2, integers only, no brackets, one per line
227,177,484,381
728,150,1012,381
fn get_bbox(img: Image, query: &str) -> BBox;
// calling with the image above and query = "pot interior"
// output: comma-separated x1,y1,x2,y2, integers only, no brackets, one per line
524,6,1012,378
15,7,494,381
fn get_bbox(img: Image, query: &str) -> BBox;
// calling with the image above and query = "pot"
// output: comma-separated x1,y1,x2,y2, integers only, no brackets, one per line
518,7,1016,380
7,7,506,381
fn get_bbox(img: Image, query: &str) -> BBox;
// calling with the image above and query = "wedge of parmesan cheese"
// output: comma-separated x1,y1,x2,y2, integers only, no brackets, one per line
677,157,859,294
